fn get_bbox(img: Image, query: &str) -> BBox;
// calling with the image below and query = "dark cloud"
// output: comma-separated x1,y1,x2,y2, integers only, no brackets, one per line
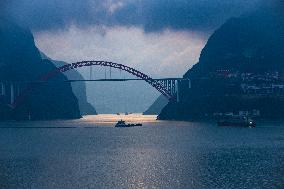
3,0,107,30
113,0,264,32
2,0,267,33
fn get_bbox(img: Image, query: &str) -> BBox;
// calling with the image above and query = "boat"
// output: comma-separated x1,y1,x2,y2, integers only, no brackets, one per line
115,120,142,127
217,116,256,127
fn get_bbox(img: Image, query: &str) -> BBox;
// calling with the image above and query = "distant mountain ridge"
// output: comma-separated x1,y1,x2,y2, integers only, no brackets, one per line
186,8,284,78
159,7,284,120
0,18,81,120
40,53,97,115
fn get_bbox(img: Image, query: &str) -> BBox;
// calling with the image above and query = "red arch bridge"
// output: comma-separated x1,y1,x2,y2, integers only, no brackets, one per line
0,61,190,107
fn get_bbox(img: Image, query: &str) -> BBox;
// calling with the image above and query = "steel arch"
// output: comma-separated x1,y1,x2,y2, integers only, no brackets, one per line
13,61,175,108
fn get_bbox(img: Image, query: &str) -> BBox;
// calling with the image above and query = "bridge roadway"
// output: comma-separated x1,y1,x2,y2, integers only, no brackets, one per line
0,78,187,83
67,78,189,82
2,60,192,106
0,77,190,106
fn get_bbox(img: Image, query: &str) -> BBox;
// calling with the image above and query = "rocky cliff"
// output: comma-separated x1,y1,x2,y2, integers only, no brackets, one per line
159,7,284,120
40,53,97,115
186,8,284,78
0,18,81,120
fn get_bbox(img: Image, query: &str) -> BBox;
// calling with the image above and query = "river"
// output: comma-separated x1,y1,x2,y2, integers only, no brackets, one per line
0,114,283,189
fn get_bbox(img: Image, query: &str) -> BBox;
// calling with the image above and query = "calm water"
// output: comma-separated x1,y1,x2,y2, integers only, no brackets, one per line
0,114,284,189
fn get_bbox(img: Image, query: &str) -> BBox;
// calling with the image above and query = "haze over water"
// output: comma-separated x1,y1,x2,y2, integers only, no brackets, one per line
0,114,283,188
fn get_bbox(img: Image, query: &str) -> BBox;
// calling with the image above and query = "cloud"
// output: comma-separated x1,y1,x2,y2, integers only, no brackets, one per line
34,26,205,77
4,0,264,33
113,0,263,33
2,0,275,112
34,26,206,112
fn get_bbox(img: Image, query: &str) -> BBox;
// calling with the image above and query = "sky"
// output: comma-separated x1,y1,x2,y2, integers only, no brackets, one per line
1,0,269,113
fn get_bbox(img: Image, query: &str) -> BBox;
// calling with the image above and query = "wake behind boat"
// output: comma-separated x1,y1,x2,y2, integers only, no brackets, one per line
115,120,142,127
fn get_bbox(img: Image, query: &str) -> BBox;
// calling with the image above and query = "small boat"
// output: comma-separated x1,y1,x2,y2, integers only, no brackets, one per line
115,120,142,127
217,116,256,127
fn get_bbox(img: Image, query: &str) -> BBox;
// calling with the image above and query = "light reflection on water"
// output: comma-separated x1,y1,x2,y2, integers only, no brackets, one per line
0,114,284,189
81,114,158,125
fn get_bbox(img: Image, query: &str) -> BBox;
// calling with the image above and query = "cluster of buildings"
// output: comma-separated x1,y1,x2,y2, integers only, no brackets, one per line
241,83,284,95
213,109,261,118
212,69,280,81
202,70,284,118
210,70,284,95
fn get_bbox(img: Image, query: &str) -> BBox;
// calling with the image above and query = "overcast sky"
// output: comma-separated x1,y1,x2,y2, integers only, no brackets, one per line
2,0,265,77
2,0,270,113
3,0,264,32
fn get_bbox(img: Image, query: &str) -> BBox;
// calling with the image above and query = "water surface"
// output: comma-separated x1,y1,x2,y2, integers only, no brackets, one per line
0,114,283,189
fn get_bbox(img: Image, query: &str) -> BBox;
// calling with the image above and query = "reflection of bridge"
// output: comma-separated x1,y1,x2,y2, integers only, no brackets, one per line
0,61,190,107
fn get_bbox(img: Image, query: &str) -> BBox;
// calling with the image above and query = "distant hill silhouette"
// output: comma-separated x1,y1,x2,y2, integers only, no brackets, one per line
159,7,284,120
40,53,97,115
185,8,284,78
143,95,168,115
0,18,81,120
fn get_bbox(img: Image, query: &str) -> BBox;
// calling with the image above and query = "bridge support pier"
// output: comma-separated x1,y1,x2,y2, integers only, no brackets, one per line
10,83,15,104
176,79,191,103
176,81,180,103
0,82,5,96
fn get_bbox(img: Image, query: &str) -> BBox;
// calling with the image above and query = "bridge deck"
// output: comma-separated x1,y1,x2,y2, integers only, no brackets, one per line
0,78,189,83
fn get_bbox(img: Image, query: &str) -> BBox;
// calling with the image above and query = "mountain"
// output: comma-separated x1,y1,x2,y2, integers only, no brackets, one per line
159,7,284,120
186,8,284,78
0,18,81,120
40,53,97,115
143,95,168,115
